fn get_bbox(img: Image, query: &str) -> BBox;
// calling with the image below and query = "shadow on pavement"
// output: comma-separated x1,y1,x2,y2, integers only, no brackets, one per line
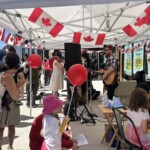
16,122,32,128
20,115,34,121
2,136,19,145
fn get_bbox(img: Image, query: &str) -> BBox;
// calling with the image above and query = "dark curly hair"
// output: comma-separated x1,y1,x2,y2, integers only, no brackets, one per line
5,53,20,69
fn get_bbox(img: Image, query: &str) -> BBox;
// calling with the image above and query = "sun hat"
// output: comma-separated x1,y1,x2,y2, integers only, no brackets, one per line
42,95,63,114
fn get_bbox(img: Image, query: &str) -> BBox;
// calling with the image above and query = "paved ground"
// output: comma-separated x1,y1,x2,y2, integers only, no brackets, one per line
2,80,116,150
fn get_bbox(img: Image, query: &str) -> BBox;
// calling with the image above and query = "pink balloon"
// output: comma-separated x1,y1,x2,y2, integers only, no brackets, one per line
68,64,88,86
28,54,42,68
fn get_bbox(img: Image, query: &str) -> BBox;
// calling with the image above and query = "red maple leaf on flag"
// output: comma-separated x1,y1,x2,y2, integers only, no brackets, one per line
134,6,150,27
83,36,94,42
42,17,51,26
10,37,14,41
134,18,144,27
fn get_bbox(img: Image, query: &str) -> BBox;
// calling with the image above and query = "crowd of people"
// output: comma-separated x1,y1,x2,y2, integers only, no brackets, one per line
0,44,150,150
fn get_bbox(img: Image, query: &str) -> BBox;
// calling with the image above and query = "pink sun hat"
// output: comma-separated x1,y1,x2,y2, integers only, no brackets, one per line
42,95,63,114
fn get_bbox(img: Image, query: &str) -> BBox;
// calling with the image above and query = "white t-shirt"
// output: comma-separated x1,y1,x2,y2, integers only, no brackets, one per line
43,114,61,150
127,109,150,127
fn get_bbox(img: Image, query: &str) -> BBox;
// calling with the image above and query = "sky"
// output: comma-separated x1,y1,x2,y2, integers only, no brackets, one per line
0,41,6,50
0,29,14,50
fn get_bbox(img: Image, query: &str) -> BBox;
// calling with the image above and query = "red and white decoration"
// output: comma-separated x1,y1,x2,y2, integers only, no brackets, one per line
122,6,150,37
28,7,64,37
0,28,5,41
73,32,106,45
14,36,24,47
5,33,15,45
119,39,146,53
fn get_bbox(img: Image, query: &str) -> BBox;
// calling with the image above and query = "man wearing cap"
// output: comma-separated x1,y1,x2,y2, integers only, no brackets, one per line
103,45,119,100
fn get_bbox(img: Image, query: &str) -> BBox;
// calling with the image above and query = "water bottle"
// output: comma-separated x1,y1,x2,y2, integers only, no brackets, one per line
102,91,108,105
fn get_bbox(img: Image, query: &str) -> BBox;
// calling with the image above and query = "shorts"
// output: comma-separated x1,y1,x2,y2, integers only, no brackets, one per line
7,101,20,126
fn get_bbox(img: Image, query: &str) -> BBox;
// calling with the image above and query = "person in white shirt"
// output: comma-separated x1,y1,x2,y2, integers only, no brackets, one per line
124,88,150,149
41,95,63,150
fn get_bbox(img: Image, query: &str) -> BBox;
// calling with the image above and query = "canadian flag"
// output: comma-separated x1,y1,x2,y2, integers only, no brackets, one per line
0,28,5,41
28,8,64,37
122,6,150,37
14,36,24,47
5,33,15,45
73,32,106,45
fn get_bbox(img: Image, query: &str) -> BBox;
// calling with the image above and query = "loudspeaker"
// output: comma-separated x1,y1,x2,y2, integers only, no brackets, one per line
64,43,81,71
64,43,81,100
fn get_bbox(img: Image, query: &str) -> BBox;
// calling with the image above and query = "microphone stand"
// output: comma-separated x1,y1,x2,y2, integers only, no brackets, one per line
79,60,96,124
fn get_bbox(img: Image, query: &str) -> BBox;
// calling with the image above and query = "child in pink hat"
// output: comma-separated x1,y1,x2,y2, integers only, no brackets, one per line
41,95,63,150
41,95,79,150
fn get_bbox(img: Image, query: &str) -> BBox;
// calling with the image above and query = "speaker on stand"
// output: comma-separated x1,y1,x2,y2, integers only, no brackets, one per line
64,43,96,124
64,43,81,100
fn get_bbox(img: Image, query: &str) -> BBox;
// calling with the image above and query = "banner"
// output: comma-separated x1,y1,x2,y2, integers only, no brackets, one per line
124,44,132,76
133,42,144,74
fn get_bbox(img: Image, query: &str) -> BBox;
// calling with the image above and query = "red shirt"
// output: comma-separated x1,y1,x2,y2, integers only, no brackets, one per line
44,60,50,70
49,56,56,72
29,114,44,150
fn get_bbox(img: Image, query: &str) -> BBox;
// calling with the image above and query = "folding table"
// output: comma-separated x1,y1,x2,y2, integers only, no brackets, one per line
99,104,127,150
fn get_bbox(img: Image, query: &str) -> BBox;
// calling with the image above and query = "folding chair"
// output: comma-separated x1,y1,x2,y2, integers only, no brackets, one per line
112,108,144,150
114,80,136,105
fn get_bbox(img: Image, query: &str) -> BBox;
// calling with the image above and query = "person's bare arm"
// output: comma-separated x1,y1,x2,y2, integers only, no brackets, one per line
55,61,65,70
16,72,26,88
102,67,115,79
2,73,20,101
142,118,150,133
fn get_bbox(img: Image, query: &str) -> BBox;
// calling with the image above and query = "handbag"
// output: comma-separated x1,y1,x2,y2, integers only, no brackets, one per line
1,91,13,111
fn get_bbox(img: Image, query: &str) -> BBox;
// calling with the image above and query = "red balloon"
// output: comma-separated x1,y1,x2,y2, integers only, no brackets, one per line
68,64,88,86
28,54,42,68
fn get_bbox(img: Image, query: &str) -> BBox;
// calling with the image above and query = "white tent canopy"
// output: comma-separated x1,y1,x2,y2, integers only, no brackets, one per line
0,0,149,49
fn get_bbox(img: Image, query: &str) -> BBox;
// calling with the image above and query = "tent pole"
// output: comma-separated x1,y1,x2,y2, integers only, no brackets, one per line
64,1,145,24
98,52,100,70
29,32,33,117
83,5,85,32
119,49,123,81
42,41,46,94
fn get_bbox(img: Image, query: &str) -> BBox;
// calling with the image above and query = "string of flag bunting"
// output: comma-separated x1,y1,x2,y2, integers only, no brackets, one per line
0,27,41,49
118,39,150,54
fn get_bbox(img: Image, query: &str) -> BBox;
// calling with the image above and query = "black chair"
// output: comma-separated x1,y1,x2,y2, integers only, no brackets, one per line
112,108,144,150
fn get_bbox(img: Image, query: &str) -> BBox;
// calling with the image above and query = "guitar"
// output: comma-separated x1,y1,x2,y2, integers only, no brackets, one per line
97,69,117,85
